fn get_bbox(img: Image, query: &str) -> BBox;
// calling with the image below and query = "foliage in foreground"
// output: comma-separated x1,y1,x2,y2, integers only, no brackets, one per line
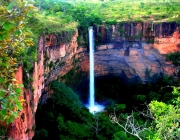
148,87,180,140
0,0,34,125
110,87,180,140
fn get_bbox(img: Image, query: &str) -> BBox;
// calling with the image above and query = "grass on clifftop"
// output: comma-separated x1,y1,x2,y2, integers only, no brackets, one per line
34,0,180,27
28,12,78,41
96,1,180,23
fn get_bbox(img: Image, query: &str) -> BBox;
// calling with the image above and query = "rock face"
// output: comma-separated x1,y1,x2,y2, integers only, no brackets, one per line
7,67,35,140
45,22,180,84
70,22,180,82
154,30,180,54
95,22,180,54
95,22,179,43
44,30,79,85
7,37,45,140
43,22,180,84
77,42,177,82
7,22,180,139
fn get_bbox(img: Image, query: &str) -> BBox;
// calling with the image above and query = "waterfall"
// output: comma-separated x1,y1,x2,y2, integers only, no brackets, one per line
89,26,95,109
88,27,104,113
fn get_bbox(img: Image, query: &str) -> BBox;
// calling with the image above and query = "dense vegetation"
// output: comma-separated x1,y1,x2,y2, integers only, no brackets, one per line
34,77,180,140
33,81,137,140
0,0,34,125
35,0,180,23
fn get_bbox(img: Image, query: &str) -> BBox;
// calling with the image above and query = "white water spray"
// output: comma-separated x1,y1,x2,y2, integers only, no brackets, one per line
88,27,104,113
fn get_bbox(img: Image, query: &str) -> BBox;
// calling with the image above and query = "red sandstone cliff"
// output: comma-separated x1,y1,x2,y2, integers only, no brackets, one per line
7,37,45,140
95,22,180,54
7,23,180,139
6,31,79,139
7,66,34,140
154,30,180,54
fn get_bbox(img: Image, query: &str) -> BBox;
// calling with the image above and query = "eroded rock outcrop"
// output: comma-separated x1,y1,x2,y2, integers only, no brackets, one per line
95,22,180,54
43,30,79,85
7,37,45,140
59,22,180,82
7,22,180,139
154,30,180,54
7,67,35,140
77,43,177,82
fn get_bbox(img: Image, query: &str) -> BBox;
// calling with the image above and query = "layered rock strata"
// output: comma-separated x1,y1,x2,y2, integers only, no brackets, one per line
7,22,180,139
95,22,180,54
78,42,176,82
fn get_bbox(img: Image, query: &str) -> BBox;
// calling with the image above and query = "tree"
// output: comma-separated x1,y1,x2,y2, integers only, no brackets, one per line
110,111,148,140
65,120,91,139
51,81,82,115
84,112,104,135
0,0,34,125
110,87,180,140
148,87,180,140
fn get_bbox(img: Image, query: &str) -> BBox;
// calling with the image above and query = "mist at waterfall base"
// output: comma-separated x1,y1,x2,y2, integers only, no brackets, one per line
85,26,105,113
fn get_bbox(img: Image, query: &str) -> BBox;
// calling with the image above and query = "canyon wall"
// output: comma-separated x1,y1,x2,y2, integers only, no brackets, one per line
78,43,177,83
6,31,79,140
7,37,45,140
46,22,180,84
94,22,180,54
7,22,180,139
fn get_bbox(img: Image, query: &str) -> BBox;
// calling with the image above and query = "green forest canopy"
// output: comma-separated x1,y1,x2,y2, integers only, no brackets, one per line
35,0,180,24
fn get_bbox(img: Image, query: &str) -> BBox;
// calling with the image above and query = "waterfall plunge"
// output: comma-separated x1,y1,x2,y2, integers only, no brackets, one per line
89,26,95,109
87,27,104,113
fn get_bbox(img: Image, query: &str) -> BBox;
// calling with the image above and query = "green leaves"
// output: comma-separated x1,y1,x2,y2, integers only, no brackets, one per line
0,90,5,99
28,0,35,4
3,22,14,31
166,52,180,67
25,27,33,34
7,3,14,10
1,109,7,116
15,30,21,36
0,35,4,41
149,96,180,139
116,104,126,111
0,77,5,83
27,12,33,18
16,102,23,111
0,85,23,124
0,0,34,127
51,81,82,114
15,88,22,94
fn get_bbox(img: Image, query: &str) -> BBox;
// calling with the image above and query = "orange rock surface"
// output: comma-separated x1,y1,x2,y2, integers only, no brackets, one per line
7,37,45,140
7,67,34,140
154,31,180,54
